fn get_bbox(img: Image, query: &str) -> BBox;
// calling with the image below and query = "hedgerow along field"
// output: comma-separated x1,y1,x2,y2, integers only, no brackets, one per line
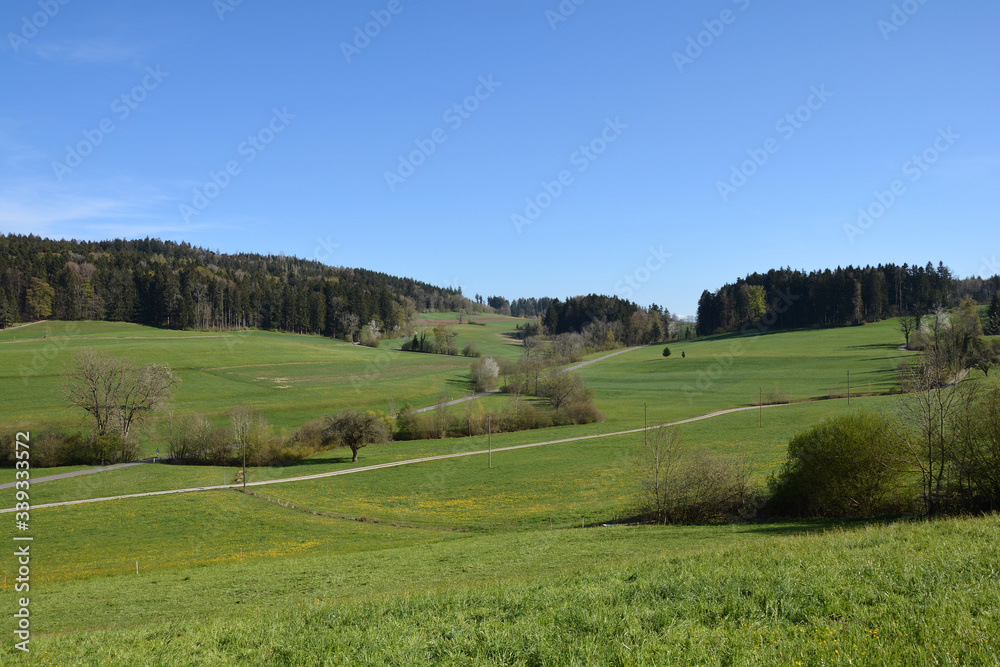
2,316,997,664
1,393,901,511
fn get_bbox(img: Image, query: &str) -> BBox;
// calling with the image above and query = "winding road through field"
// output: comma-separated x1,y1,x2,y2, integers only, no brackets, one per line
0,460,150,490
1,402,790,514
410,345,648,414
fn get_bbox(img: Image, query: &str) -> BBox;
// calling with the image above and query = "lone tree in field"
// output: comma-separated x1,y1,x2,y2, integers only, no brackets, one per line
324,409,390,462
662,346,671,358
897,313,919,349
538,371,590,410
63,348,177,461
971,338,1000,378
635,425,683,522
231,402,255,474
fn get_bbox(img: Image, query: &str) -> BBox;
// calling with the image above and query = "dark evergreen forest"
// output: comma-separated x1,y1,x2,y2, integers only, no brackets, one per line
696,263,999,336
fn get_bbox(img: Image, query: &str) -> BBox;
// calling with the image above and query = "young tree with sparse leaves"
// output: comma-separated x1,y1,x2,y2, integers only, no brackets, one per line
323,409,391,462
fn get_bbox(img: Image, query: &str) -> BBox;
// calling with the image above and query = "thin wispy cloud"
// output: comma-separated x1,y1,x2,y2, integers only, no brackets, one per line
0,179,163,233
0,177,252,241
30,40,144,65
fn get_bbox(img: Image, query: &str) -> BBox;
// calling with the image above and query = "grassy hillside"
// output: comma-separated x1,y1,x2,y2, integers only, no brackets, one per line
2,394,899,513
2,515,996,665
579,319,917,430
0,319,528,436
4,317,997,665
0,317,917,448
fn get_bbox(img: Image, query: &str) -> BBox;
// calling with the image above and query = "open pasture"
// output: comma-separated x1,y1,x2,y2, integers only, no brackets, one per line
2,513,996,666
0,320,522,438
3,317,993,667
579,319,917,430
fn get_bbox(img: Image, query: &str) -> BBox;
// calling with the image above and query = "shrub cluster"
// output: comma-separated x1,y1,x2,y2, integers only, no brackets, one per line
401,324,458,355
163,412,325,467
395,389,602,442
636,427,758,525
0,430,144,467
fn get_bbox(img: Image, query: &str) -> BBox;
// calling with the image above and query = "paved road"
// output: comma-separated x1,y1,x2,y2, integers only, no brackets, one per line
0,320,48,331
410,390,501,414
0,460,155,490
0,403,790,514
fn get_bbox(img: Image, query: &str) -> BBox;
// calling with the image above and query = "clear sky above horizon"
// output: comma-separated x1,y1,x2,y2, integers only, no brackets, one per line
2,0,998,317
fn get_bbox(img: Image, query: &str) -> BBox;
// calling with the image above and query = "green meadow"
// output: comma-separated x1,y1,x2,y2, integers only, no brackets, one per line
0,319,527,437
0,317,917,449
0,317,997,665
1,512,997,665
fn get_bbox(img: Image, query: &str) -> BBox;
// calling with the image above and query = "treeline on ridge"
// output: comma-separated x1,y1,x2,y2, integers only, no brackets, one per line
0,234,466,337
697,262,999,336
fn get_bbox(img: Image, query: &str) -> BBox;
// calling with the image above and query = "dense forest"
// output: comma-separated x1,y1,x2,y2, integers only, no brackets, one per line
541,294,679,347
696,263,1000,336
0,234,468,337
474,295,554,319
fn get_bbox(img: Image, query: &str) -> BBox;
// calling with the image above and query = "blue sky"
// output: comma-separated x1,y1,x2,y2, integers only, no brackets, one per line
2,0,998,317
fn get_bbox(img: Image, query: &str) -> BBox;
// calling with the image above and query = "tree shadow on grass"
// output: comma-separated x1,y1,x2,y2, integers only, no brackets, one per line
847,343,900,351
443,377,473,393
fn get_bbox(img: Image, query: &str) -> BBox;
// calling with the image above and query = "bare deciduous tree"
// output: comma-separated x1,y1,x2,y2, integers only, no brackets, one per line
897,313,918,349
538,371,588,410
892,356,976,515
231,403,254,454
636,425,754,524
63,348,177,455
635,425,683,523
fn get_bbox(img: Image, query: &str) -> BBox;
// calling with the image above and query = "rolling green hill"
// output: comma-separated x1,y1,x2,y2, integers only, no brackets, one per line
1,316,997,665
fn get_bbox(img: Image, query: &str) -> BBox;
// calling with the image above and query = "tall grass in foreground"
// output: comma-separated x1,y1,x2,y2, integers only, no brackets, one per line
12,515,999,666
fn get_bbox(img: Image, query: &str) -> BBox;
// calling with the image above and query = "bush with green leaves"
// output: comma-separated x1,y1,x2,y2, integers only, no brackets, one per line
323,409,392,462
765,410,908,518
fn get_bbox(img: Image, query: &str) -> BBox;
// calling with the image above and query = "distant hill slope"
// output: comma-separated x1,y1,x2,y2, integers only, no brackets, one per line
0,234,467,336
